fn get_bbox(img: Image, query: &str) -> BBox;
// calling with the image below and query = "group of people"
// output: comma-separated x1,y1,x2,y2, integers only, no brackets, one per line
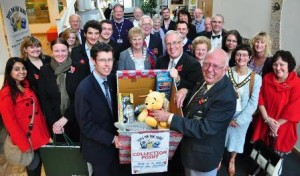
0,3,300,176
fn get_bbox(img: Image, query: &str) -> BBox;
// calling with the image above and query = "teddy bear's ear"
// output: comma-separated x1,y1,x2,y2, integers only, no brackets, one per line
149,90,153,93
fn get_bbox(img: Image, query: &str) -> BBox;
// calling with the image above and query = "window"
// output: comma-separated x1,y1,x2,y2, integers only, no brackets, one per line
26,0,50,24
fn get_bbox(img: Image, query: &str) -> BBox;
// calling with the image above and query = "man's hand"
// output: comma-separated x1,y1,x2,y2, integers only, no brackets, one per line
151,109,172,122
176,88,188,108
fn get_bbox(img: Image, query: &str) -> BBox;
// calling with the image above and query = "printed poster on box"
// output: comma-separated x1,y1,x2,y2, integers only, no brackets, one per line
131,132,170,174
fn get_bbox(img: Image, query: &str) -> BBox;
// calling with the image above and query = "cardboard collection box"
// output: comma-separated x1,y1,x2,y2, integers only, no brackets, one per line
116,70,183,164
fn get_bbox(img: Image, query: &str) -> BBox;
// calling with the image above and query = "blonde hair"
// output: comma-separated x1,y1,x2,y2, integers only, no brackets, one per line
128,27,145,41
61,28,80,47
251,32,272,57
191,36,211,54
20,36,42,59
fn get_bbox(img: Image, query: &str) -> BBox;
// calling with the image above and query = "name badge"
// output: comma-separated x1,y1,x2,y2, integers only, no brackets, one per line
117,38,123,43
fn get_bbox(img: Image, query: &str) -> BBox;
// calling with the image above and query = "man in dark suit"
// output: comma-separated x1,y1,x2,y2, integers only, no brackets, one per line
152,48,236,176
99,20,121,74
161,7,176,33
140,15,163,57
156,30,202,90
70,20,101,76
203,14,227,50
75,42,119,176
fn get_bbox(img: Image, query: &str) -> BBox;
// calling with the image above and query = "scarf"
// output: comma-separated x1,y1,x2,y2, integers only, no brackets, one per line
50,57,72,115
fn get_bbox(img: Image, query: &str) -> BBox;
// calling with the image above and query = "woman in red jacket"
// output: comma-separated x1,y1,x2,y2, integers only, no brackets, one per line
0,57,50,176
250,50,300,175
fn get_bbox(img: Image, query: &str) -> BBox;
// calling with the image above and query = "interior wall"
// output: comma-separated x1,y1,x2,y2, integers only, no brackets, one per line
0,5,9,75
212,0,300,66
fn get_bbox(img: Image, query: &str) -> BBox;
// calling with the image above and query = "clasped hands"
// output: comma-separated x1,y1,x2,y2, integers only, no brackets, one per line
265,117,280,137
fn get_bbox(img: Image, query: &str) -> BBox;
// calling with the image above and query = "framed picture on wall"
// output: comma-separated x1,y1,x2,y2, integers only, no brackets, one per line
189,0,198,7
171,0,183,5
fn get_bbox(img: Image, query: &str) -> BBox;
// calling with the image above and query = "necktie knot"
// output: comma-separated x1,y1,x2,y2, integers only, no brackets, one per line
212,35,221,39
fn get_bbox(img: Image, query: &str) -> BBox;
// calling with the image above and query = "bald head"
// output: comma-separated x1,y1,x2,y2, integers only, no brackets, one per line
202,48,228,85
69,14,81,32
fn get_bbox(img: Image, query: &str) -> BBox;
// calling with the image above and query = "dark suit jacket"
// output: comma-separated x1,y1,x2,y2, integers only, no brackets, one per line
75,74,118,168
148,34,163,57
187,24,197,40
203,29,227,40
108,39,121,74
171,76,236,172
38,62,85,142
162,20,176,33
156,52,203,90
70,44,90,76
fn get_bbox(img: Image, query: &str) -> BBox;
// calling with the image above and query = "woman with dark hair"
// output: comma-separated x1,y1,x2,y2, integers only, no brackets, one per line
223,30,243,66
178,8,197,40
38,38,85,142
0,57,50,176
20,36,51,95
250,50,300,175
224,45,262,176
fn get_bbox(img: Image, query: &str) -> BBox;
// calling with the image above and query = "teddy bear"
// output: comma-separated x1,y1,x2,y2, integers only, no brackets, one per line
137,90,169,129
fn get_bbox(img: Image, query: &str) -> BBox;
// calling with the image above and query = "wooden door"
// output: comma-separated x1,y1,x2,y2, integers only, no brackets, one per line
197,0,212,17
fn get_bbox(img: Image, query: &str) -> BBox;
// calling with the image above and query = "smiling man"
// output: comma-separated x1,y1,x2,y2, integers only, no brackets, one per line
152,48,236,176
204,14,227,49
75,42,119,176
71,20,101,76
156,30,202,90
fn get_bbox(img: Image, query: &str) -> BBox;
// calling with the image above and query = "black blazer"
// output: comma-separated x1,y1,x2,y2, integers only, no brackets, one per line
148,34,163,57
187,24,197,40
38,62,85,142
203,29,227,40
162,20,176,33
171,76,236,172
75,74,118,167
24,54,51,96
156,52,203,90
70,44,90,76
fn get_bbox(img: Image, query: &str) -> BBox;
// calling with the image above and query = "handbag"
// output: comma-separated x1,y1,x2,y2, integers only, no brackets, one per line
3,97,36,166
250,137,283,176
40,133,89,176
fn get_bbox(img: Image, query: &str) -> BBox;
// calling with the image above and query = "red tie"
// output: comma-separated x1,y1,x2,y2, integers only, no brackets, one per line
143,40,147,47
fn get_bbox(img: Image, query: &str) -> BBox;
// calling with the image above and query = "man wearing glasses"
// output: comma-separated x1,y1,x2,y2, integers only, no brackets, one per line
152,48,236,176
156,30,202,90
75,42,119,176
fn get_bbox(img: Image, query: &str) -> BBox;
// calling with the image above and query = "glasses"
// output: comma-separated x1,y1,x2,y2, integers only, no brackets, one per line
272,63,287,67
236,53,249,57
96,58,114,63
202,62,225,71
226,39,237,43
166,41,182,47
141,23,151,27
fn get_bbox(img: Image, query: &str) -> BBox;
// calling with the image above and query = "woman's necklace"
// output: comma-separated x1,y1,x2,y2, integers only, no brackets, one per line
128,47,147,64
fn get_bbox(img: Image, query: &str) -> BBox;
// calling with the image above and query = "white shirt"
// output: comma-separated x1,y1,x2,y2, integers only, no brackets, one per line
168,53,183,70
85,43,94,72
211,32,223,49
133,19,139,27
145,35,150,48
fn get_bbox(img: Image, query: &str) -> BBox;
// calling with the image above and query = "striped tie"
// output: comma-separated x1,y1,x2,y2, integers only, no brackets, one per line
103,81,112,111
185,83,207,116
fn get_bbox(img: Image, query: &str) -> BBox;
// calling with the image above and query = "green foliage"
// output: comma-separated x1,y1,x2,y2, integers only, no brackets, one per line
141,0,158,15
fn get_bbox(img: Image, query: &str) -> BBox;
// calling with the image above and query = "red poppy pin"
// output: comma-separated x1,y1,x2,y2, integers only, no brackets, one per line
152,48,158,55
34,74,39,80
188,44,191,49
70,66,76,73
198,98,207,105
177,65,183,72
79,59,85,64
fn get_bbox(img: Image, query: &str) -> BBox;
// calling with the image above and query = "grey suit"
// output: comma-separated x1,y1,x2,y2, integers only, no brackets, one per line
118,48,156,70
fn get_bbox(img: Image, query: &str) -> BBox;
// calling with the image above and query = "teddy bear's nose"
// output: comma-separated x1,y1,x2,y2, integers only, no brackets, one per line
145,103,148,105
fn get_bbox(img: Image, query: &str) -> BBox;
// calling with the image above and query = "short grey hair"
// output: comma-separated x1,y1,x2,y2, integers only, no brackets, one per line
165,30,183,43
139,15,153,27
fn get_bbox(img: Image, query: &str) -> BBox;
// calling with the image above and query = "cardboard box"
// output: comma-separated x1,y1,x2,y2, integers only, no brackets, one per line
117,70,183,164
